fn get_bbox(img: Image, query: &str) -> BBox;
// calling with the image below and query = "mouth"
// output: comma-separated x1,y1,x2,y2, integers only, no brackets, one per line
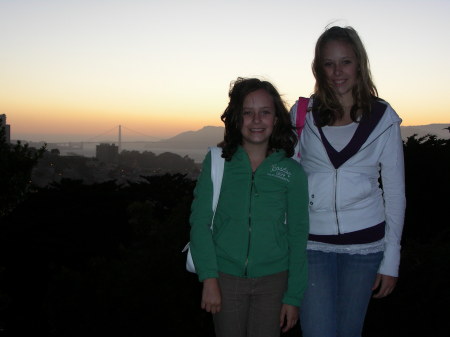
333,79,346,86
250,128,265,132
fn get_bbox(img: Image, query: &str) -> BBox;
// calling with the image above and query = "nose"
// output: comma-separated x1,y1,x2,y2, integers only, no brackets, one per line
252,112,261,123
334,64,342,75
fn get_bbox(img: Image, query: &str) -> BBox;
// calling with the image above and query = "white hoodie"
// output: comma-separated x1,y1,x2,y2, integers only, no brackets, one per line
290,98,406,277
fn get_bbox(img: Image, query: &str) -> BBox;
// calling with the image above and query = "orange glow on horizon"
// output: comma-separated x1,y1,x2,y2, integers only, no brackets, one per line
4,95,449,142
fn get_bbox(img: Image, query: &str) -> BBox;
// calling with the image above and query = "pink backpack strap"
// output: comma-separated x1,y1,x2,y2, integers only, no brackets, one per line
296,97,309,158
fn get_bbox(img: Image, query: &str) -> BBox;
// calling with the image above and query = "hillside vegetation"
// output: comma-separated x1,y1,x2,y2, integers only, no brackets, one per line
0,134,449,336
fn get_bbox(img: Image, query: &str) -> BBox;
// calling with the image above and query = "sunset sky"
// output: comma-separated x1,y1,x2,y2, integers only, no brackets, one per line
1,0,449,142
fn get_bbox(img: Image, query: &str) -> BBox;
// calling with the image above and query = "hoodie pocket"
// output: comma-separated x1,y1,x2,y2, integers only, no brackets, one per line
338,172,373,208
307,172,334,212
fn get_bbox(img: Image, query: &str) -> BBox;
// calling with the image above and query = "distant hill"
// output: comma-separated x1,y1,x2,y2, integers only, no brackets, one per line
400,123,450,140
162,124,450,148
162,126,224,145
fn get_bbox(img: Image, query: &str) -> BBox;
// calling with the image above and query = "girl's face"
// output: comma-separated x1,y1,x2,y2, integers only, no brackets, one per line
240,89,276,150
322,39,358,105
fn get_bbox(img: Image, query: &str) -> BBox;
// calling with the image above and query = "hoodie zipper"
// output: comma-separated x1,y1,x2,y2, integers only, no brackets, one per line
308,119,341,233
334,169,341,234
244,171,255,276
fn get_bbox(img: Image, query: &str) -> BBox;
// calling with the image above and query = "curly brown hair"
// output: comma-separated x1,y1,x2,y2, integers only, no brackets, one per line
218,77,297,160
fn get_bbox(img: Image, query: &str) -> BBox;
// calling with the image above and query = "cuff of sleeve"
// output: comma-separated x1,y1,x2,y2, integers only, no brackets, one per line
282,294,301,308
198,271,219,282
378,244,401,277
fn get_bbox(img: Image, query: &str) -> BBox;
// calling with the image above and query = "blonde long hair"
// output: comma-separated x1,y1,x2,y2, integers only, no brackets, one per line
312,26,378,126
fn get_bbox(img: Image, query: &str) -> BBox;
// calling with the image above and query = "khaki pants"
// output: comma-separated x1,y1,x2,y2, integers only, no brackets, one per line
213,271,288,337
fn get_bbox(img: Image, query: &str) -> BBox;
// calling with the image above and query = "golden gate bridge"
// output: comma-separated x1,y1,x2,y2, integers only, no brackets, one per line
51,125,164,152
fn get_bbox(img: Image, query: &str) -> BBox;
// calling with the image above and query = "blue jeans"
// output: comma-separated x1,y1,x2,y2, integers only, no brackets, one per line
299,250,383,337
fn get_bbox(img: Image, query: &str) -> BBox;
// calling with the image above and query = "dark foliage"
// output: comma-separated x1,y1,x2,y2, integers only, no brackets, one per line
402,134,450,241
363,134,450,337
0,122,46,216
0,174,209,336
0,134,449,336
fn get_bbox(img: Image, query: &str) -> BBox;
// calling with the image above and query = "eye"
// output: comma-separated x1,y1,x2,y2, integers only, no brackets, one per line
323,61,333,67
261,110,273,115
343,59,353,65
242,110,252,115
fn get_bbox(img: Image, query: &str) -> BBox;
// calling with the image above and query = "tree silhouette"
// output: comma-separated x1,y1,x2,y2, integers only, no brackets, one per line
363,134,450,337
0,119,46,217
403,134,450,241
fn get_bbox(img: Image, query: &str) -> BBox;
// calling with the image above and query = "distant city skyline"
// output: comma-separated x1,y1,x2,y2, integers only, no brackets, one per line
2,0,450,142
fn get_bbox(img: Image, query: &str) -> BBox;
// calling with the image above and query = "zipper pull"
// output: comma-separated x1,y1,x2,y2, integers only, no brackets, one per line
252,172,259,197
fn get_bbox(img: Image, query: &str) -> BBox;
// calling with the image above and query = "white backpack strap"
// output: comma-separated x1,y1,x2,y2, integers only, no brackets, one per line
208,146,224,230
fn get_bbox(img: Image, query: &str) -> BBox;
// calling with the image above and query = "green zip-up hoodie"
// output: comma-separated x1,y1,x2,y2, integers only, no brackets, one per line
189,146,309,306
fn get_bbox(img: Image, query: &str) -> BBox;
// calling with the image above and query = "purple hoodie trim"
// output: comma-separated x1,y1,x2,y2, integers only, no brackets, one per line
313,101,387,169
309,221,386,245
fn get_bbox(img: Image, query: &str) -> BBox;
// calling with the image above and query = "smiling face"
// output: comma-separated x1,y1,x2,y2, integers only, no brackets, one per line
240,89,276,151
322,39,359,106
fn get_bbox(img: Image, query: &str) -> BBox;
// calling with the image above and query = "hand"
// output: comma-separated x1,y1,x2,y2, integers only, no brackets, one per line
372,273,398,298
201,278,222,313
279,304,298,333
